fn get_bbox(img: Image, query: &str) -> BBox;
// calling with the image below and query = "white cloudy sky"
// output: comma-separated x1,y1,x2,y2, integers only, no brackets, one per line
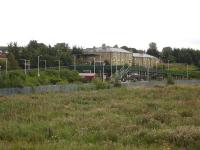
0,0,200,50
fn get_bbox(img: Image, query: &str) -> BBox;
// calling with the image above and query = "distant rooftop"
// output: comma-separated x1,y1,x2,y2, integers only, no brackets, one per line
133,53,158,59
84,47,132,54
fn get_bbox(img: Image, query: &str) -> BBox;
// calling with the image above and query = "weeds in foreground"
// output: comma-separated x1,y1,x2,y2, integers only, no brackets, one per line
0,85,200,149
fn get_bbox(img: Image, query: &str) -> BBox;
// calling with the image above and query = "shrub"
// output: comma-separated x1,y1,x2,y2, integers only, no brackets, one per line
92,78,110,90
153,111,172,124
49,78,62,85
60,69,81,83
0,72,25,88
180,110,193,117
113,79,122,87
167,126,200,147
167,76,175,85
37,73,50,85
27,70,38,77
25,76,40,87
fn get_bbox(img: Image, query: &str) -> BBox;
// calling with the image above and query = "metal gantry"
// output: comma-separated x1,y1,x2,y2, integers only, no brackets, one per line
19,59,30,75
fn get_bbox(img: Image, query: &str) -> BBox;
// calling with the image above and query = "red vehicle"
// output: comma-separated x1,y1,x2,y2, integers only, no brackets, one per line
79,73,96,81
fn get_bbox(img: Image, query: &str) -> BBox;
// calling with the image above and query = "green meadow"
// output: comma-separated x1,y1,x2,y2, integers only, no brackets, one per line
1,85,200,149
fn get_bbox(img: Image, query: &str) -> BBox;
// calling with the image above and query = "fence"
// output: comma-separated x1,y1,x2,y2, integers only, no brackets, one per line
0,83,95,96
122,80,200,88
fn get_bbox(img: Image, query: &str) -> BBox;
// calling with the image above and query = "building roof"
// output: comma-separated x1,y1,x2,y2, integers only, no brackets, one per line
133,53,158,59
84,47,132,54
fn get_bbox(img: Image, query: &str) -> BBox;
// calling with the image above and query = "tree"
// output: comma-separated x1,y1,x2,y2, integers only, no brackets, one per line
121,46,129,50
71,46,83,56
161,47,175,63
120,46,138,53
102,44,106,49
7,42,20,60
7,53,19,70
52,43,72,66
113,44,118,48
71,46,84,64
147,42,160,58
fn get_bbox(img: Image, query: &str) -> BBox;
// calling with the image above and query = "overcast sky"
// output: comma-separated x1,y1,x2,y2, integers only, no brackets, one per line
0,0,200,51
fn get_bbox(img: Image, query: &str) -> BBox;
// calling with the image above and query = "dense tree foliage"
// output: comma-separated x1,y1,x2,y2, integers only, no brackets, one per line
5,40,83,70
120,46,138,53
160,46,200,66
147,42,160,58
2,41,200,70
161,47,176,63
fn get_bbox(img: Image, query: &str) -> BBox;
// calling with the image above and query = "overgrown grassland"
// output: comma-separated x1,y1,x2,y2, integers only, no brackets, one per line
158,63,200,79
1,85,200,149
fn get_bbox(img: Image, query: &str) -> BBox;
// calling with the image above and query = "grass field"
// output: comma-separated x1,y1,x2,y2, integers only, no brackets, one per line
158,63,200,79
1,85,200,149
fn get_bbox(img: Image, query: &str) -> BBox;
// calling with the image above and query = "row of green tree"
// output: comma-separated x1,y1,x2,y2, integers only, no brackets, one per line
0,40,83,70
122,42,200,67
1,41,200,70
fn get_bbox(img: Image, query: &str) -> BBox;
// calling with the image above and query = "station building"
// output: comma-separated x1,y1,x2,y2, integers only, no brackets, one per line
132,53,159,67
83,46,133,66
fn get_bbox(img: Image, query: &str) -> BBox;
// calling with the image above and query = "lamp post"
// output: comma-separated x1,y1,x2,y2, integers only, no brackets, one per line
115,57,117,73
93,57,95,74
55,60,61,73
102,63,105,82
19,59,27,75
5,58,7,74
187,64,189,79
99,55,102,77
147,65,150,81
74,55,76,71
110,59,112,78
27,60,30,70
40,60,47,71
156,61,158,74
38,56,40,77
168,60,170,70
146,58,151,81
100,55,102,65
139,63,141,79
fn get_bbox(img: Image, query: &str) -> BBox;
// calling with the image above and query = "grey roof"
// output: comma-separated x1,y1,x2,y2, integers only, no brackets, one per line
133,53,158,59
84,47,132,54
